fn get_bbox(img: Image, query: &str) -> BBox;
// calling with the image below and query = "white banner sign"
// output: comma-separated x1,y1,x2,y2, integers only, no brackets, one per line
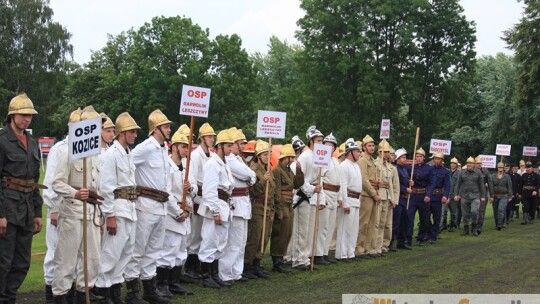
479,154,497,169
68,118,102,161
312,143,333,168
495,144,511,156
179,84,211,118
523,146,537,157
379,119,390,139
429,139,452,155
256,110,286,139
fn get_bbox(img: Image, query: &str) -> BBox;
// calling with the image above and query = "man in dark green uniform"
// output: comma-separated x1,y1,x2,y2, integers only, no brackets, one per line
0,93,44,303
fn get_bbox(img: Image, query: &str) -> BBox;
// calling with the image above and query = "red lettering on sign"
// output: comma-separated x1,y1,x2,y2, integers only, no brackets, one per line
263,116,280,124
187,90,207,99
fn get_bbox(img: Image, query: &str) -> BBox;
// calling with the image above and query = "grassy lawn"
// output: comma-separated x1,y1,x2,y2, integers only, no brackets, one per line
16,204,540,304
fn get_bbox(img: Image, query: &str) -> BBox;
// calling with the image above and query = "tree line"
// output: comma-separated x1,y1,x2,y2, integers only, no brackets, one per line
1,0,538,164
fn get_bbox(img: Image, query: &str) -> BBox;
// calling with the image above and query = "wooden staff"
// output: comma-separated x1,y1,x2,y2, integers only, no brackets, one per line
260,137,272,253
180,116,195,212
82,158,90,304
406,127,420,210
310,167,322,272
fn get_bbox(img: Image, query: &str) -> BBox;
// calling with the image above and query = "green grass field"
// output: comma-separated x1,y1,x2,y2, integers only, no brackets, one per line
15,204,540,304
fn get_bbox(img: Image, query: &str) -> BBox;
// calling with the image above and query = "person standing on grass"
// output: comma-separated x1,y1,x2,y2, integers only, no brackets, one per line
454,157,486,237
51,106,103,303
428,152,451,244
0,93,44,304
519,164,540,225
336,139,362,261
489,162,513,230
93,112,143,304
391,148,412,251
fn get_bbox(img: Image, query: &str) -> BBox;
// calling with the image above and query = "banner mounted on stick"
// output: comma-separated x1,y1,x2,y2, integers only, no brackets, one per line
180,85,211,118
379,119,390,139
313,143,333,168
479,154,497,169
68,117,102,161
523,146,537,157
495,144,511,156
256,110,286,139
429,139,452,155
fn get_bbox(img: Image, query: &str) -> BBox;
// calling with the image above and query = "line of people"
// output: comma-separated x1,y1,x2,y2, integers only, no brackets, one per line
2,94,539,304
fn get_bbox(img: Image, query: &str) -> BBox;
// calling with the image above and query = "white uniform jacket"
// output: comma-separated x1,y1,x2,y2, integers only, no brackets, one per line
166,158,197,235
339,159,362,208
322,157,342,208
99,140,137,221
131,136,174,216
295,149,325,206
43,138,67,212
226,154,256,219
197,153,234,221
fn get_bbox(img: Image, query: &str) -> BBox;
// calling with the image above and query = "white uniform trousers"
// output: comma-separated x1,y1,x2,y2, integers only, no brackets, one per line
315,206,337,256
198,215,231,263
291,203,311,267
157,230,188,268
335,206,359,259
187,213,203,255
52,217,101,295
376,200,391,253
325,207,338,254
124,212,165,280
95,217,136,287
219,217,247,281
43,211,58,285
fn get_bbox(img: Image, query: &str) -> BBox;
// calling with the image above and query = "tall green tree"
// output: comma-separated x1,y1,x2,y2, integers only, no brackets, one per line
0,0,72,134
504,0,540,147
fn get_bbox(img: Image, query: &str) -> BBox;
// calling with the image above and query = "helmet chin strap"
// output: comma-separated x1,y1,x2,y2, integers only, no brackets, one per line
157,126,169,144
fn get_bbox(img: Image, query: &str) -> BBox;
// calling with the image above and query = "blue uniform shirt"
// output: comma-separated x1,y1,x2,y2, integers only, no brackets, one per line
431,165,451,201
412,163,435,197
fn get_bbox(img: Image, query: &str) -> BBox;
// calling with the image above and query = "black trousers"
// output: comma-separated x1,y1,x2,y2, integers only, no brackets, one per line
0,222,33,302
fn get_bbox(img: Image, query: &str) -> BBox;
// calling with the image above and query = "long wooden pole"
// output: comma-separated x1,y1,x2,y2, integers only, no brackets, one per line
406,127,420,210
310,168,322,272
260,137,272,254
82,158,89,304
181,116,195,212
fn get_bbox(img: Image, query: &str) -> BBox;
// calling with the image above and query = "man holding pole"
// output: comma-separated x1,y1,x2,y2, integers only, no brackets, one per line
357,135,381,258
185,123,216,280
93,112,142,304
124,109,173,304
51,106,103,303
291,126,324,270
219,127,256,283
244,140,274,279
406,148,435,246
0,93,44,303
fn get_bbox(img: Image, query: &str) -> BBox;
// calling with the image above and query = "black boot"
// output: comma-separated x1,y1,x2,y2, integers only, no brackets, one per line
184,254,201,280
53,294,68,304
272,256,292,273
46,285,54,304
93,287,114,304
110,283,125,304
142,278,169,304
461,225,470,236
324,255,338,263
155,267,173,298
314,256,330,265
471,224,479,237
177,266,195,284
522,212,528,225
253,259,270,279
125,279,148,304
200,262,220,289
212,260,232,286
388,240,397,252
169,266,194,295
241,263,258,279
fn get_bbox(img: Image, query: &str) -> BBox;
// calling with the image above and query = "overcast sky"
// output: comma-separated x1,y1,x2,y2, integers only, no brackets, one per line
48,0,524,64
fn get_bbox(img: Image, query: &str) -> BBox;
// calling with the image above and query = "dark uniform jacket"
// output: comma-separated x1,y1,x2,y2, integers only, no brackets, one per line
521,172,540,199
0,125,43,227
449,169,460,199
431,165,451,201
273,162,304,217
509,172,522,196
456,169,486,200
